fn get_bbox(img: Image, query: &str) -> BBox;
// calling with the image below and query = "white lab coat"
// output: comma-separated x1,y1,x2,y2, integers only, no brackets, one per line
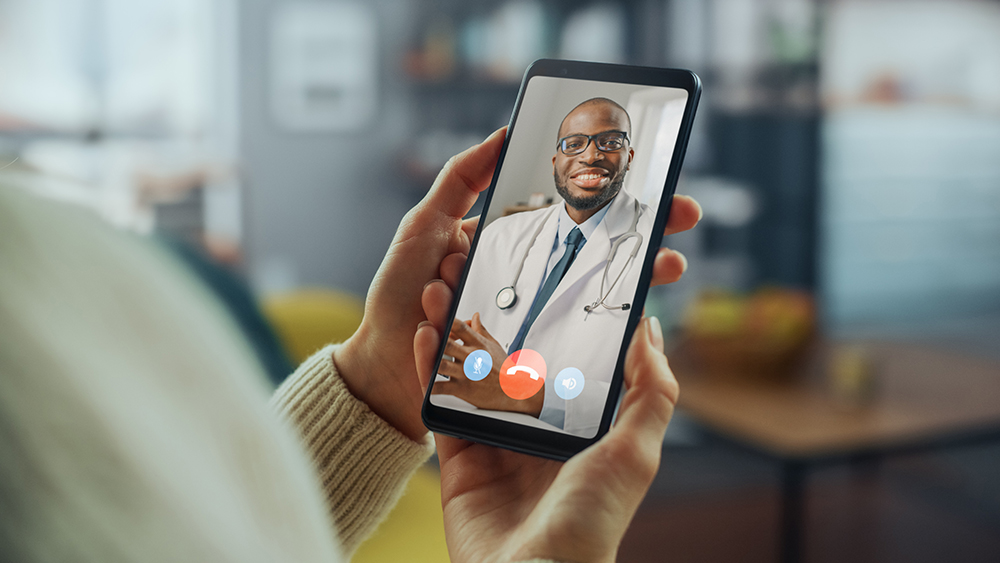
436,189,653,438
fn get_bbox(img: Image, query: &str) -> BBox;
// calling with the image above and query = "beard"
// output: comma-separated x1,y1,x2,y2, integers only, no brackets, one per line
553,168,627,212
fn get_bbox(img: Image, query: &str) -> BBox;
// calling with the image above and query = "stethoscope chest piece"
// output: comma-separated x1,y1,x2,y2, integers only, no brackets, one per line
496,286,517,309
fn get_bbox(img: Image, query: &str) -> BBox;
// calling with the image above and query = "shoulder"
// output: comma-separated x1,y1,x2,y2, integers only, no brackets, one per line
638,201,655,225
481,205,553,238
617,190,655,227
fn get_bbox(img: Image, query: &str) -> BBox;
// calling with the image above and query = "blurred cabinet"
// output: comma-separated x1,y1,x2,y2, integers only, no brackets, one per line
399,0,659,193
709,109,820,289
822,107,1000,324
399,0,825,294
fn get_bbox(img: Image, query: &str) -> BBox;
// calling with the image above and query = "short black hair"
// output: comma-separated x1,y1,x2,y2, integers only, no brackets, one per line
557,97,632,141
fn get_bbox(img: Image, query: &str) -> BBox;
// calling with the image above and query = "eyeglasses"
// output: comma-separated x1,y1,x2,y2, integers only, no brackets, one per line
557,130,629,156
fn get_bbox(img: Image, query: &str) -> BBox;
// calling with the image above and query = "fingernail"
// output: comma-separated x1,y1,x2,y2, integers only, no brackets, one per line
647,317,664,351
675,250,688,273
417,320,433,330
688,195,704,222
485,127,505,143
424,279,446,290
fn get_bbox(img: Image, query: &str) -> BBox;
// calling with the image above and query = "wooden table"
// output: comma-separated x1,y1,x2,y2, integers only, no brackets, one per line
671,341,1000,563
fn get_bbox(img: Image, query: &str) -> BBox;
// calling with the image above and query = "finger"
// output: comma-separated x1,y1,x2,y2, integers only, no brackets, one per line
439,252,468,289
470,312,498,343
414,320,441,393
444,338,470,362
437,359,466,379
446,216,482,268
552,318,675,537
461,216,480,240
649,248,688,287
449,317,480,346
422,279,454,331
611,317,678,462
523,321,673,563
664,194,702,236
423,128,506,220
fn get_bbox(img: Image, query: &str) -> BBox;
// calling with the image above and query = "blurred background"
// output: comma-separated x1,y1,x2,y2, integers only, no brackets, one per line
2,0,999,561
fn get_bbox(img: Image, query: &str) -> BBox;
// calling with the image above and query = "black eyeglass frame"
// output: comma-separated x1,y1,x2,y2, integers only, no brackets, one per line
556,130,630,156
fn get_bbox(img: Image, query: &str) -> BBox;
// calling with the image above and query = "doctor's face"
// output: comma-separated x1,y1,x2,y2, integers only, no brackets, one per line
552,102,634,217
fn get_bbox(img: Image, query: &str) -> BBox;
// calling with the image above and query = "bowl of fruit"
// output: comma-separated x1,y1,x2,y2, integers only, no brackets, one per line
680,288,816,380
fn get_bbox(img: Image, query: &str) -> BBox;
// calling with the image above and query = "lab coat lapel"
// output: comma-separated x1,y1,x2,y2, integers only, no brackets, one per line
515,205,561,302
540,190,638,314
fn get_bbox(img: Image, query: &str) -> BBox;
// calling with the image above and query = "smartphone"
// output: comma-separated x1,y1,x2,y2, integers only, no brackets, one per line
422,59,701,460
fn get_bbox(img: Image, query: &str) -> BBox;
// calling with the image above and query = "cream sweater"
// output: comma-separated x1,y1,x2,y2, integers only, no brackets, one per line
0,185,564,562
273,349,564,563
270,345,432,556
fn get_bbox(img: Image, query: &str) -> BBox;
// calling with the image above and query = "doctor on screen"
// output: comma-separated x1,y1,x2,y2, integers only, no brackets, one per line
433,97,655,438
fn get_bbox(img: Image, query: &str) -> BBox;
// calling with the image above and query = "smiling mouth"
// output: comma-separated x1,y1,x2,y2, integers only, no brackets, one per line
570,170,610,189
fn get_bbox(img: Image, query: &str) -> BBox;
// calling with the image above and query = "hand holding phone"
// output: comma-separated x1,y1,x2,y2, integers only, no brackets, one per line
415,315,678,562
421,60,701,459
330,116,699,446
330,128,507,442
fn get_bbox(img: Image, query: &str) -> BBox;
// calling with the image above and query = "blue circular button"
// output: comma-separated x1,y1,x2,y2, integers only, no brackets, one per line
554,367,585,400
464,350,492,381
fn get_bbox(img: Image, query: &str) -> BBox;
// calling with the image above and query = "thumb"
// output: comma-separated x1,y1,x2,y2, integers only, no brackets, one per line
421,127,506,220
595,317,677,484
470,311,489,336
414,321,441,393
615,317,677,438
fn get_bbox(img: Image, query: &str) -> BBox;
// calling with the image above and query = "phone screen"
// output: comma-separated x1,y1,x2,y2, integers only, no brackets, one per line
428,71,693,441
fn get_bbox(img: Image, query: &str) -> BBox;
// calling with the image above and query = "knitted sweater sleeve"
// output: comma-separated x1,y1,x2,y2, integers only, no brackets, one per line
269,345,433,556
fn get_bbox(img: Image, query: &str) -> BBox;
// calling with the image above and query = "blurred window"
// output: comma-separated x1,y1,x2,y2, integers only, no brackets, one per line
0,0,217,136
821,0,1000,325
0,0,240,242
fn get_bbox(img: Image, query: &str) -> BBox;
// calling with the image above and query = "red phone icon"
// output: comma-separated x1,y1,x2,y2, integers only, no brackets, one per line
499,349,546,400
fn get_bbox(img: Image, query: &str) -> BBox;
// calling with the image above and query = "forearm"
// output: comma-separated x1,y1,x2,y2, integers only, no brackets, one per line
270,345,432,556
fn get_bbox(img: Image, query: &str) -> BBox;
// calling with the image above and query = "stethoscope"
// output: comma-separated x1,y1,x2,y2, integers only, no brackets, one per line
495,199,643,313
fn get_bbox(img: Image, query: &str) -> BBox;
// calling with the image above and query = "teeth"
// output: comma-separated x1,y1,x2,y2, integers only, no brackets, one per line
576,173,605,180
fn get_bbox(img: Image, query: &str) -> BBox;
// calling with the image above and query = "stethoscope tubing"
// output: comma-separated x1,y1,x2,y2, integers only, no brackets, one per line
495,200,641,313
495,205,558,310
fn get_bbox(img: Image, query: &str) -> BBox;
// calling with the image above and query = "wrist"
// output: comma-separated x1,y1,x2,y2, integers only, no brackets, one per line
333,326,428,442
512,388,544,418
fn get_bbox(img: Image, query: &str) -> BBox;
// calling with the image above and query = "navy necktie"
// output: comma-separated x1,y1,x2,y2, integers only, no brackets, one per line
508,227,585,354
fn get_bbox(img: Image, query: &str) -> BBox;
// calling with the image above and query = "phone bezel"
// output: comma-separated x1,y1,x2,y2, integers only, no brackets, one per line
421,59,701,460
